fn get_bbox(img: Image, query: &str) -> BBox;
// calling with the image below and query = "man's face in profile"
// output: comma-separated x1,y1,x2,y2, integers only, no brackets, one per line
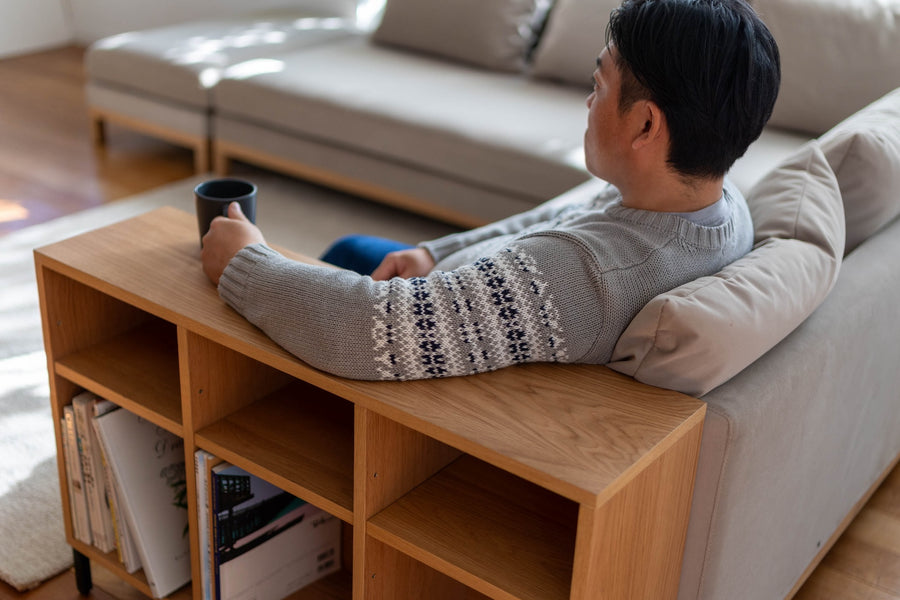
584,45,631,183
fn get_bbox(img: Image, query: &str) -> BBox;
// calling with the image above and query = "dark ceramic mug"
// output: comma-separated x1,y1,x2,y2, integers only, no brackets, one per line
194,178,257,245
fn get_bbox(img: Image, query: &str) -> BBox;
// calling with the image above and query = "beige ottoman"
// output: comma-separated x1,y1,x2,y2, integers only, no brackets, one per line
85,9,358,172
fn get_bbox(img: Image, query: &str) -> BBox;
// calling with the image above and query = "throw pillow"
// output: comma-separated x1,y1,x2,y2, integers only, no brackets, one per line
607,141,844,397
370,0,544,73
529,0,622,88
817,87,900,254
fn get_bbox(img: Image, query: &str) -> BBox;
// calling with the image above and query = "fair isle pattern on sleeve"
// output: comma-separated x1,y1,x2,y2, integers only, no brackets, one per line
371,246,569,380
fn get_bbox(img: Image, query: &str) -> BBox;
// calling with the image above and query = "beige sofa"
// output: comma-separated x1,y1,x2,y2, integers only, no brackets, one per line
84,0,900,598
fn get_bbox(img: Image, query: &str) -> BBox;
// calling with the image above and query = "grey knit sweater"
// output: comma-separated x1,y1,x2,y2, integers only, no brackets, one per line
218,180,752,380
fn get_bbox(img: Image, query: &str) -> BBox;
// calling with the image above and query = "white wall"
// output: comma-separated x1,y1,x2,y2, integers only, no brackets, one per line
0,0,73,59
0,0,364,59
67,0,359,45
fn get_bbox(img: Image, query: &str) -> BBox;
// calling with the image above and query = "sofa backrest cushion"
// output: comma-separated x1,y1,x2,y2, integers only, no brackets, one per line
607,141,844,397
529,0,621,88
757,0,900,135
817,87,900,254
371,0,545,73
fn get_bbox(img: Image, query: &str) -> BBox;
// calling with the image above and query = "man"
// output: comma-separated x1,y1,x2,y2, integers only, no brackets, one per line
201,0,780,381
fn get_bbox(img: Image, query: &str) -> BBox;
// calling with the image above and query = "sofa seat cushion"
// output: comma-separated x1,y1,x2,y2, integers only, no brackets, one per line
213,37,591,201
608,141,844,396
86,10,358,109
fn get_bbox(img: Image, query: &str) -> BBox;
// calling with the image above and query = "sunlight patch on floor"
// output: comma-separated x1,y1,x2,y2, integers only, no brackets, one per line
0,200,28,224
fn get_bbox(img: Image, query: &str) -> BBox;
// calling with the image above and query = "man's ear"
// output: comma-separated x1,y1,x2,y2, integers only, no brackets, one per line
631,100,665,150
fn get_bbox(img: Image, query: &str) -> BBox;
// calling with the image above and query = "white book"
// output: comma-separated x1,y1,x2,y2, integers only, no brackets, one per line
63,405,92,545
94,408,191,598
193,450,219,600
73,392,116,553
91,409,142,573
212,464,341,600
218,507,341,600
99,432,143,573
60,418,82,542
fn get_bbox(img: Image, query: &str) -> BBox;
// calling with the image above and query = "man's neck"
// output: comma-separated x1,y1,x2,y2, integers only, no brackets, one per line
619,171,725,213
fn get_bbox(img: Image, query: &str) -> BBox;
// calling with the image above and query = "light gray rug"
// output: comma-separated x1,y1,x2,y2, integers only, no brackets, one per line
0,172,457,590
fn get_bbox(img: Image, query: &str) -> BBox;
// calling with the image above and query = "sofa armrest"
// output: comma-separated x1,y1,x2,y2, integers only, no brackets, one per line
682,216,900,599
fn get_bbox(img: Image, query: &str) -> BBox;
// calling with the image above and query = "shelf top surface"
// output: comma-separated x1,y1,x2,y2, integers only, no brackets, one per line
35,206,705,505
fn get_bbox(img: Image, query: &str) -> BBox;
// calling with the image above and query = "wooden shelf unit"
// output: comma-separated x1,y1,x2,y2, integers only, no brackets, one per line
35,207,707,600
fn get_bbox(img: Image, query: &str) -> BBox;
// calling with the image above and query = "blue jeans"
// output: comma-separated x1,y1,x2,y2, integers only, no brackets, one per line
319,234,413,276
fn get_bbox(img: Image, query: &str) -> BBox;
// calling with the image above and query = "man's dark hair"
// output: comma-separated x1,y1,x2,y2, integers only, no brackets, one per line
607,0,781,179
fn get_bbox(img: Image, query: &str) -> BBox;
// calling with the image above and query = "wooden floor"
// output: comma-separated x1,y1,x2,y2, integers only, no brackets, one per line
0,46,193,236
1,45,898,600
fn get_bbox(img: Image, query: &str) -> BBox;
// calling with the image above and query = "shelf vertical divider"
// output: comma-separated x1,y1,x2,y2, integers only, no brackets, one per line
178,327,203,600
354,408,461,598
179,329,293,434
569,416,705,600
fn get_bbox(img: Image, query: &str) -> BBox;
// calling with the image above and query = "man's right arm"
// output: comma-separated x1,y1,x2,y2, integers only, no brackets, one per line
419,180,611,263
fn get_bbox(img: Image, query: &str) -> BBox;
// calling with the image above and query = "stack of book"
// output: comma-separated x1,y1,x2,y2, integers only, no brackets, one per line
61,391,342,600
195,453,342,600
61,392,191,598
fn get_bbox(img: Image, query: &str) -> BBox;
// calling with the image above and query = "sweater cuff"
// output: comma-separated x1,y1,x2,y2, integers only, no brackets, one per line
418,235,467,264
218,243,280,312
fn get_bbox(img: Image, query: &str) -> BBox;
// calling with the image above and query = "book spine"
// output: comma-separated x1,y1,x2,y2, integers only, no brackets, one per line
92,398,119,551
194,450,223,600
113,472,143,573
92,411,142,573
211,464,224,600
92,400,121,557
60,417,82,542
207,460,223,600
100,440,125,564
64,405,92,545
74,393,116,553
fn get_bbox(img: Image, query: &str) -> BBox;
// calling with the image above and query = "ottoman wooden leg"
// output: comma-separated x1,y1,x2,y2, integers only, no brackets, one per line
89,110,106,147
194,138,211,174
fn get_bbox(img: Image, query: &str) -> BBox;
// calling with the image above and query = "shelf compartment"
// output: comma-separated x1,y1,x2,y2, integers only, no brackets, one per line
365,537,491,600
285,568,352,600
196,381,355,523
56,318,182,435
368,455,579,600
70,540,192,599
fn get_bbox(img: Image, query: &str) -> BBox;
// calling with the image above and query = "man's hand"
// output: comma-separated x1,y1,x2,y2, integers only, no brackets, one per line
370,247,436,280
201,202,266,285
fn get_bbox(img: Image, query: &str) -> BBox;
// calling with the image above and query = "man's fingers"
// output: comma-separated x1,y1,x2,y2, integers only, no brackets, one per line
228,202,247,221
371,264,393,281
371,256,398,281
